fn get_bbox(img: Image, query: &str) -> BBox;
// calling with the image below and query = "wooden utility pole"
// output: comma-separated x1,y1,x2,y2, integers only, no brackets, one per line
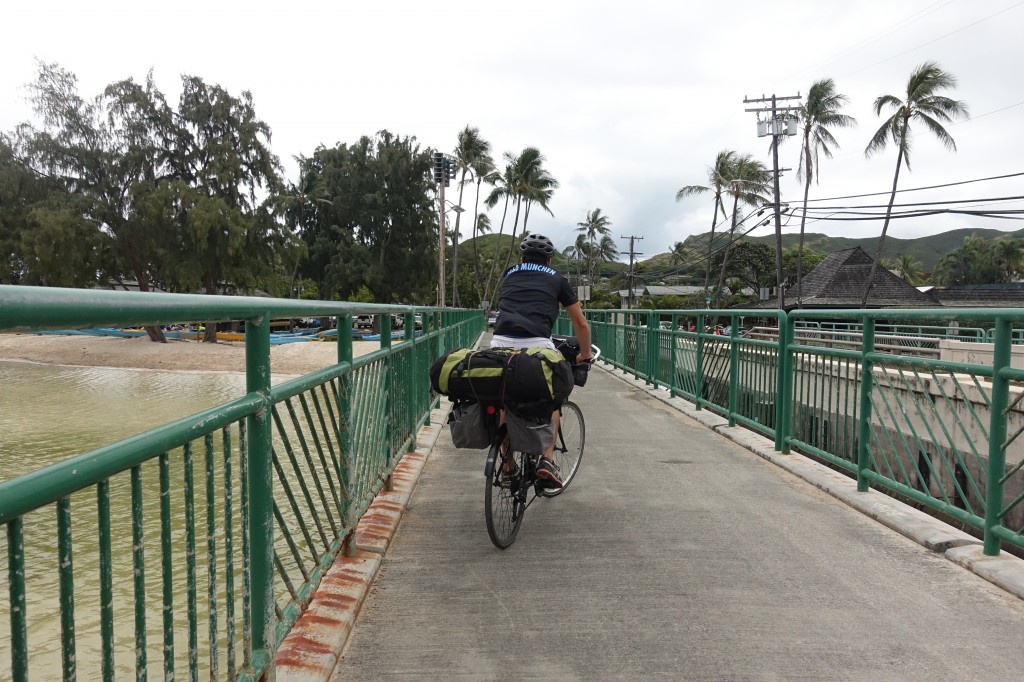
622,235,644,309
744,93,801,309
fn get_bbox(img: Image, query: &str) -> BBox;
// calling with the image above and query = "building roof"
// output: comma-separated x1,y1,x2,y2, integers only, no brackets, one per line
931,284,1024,307
643,285,704,297
762,247,942,309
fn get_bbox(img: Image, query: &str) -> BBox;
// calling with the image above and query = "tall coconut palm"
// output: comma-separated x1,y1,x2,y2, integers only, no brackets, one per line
594,234,620,275
796,78,856,303
896,254,923,284
483,147,557,304
563,234,587,288
862,61,968,306
575,208,613,285
676,150,735,292
469,150,495,299
450,126,492,306
714,154,771,301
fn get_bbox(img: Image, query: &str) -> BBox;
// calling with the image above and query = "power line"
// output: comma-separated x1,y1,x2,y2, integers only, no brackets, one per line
781,0,955,83
839,1,1024,78
802,171,1024,203
803,194,1024,211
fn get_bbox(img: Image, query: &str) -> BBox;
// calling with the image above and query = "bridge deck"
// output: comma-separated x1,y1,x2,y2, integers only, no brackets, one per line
335,366,1024,680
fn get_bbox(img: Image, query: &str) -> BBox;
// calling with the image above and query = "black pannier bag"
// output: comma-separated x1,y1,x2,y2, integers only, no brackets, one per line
430,348,515,404
447,400,491,449
504,410,554,455
503,347,574,418
553,335,590,387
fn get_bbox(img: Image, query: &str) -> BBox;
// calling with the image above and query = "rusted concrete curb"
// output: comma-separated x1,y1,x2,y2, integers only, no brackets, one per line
274,398,453,681
601,363,1024,602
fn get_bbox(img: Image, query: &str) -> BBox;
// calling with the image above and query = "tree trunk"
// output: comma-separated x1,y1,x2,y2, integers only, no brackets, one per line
471,177,483,297
796,172,812,304
203,283,218,343
715,194,742,303
861,140,906,308
452,169,468,307
483,194,511,305
704,194,723,293
128,274,167,343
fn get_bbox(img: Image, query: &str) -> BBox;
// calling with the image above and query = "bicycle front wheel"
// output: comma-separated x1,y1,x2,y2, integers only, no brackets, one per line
485,444,527,549
540,400,585,497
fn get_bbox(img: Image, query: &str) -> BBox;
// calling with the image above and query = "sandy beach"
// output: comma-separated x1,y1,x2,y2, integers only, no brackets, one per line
0,333,384,375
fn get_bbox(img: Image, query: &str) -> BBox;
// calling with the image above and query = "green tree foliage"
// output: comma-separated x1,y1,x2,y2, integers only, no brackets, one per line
676,150,734,291
711,240,775,293
575,208,613,285
8,63,287,341
292,131,438,304
451,126,493,306
783,246,825,287
932,236,1024,285
795,78,855,302
0,134,102,285
862,61,968,305
714,154,771,301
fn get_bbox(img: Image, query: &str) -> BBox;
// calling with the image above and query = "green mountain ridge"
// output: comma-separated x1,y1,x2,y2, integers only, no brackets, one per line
642,226,1024,272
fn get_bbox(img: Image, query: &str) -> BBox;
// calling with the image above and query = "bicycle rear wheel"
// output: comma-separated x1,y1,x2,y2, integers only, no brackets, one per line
540,400,585,497
485,443,527,549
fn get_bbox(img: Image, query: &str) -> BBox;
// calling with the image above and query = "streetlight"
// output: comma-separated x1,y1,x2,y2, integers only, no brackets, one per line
445,201,465,306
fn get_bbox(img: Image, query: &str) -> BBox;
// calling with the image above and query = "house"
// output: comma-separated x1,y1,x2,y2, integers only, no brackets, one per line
765,247,941,309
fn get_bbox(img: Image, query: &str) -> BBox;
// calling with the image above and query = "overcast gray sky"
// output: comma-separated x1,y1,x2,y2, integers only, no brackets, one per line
3,0,1023,262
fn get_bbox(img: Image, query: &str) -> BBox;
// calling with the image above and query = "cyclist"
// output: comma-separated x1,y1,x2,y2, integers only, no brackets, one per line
491,233,593,487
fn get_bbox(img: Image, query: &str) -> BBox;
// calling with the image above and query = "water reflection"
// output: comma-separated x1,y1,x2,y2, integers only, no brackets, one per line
0,361,294,680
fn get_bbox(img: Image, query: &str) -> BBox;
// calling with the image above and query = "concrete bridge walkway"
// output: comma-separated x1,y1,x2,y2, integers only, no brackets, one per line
333,365,1024,680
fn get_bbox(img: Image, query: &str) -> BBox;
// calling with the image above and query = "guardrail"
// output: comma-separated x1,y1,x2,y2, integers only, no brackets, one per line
578,308,1024,560
0,285,483,682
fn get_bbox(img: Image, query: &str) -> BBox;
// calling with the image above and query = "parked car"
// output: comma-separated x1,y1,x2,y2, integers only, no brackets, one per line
355,315,373,329
487,313,498,328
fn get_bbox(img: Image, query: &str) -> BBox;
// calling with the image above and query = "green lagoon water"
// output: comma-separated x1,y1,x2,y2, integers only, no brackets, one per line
0,360,266,680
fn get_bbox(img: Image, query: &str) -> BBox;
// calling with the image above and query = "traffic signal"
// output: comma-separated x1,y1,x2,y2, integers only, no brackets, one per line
446,157,457,181
432,152,444,184
441,157,451,187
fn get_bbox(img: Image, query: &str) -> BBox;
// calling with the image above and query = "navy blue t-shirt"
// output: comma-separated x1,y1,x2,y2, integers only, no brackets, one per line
494,262,578,338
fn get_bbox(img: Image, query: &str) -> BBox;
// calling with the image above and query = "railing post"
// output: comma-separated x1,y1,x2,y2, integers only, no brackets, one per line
244,312,274,664
380,314,395,492
646,311,657,385
669,313,678,398
728,320,739,427
337,315,355,555
776,312,794,453
405,311,418,437
856,318,876,493
984,317,1011,556
695,313,705,411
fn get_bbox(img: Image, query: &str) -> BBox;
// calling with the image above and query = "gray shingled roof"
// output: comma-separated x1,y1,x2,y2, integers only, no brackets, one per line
932,284,1024,308
759,247,941,309
644,285,705,296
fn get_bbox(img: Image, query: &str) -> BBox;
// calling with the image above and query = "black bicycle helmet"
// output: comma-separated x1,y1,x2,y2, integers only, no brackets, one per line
520,233,555,258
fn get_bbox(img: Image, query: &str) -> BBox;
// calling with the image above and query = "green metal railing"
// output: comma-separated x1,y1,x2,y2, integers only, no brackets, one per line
585,308,1024,558
0,285,483,682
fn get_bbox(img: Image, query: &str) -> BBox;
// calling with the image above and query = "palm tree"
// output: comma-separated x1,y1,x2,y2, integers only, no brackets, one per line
594,234,619,277
483,147,558,304
795,78,855,303
449,126,493,306
676,150,734,293
714,154,771,301
862,61,968,306
575,208,613,285
896,254,923,284
563,234,587,288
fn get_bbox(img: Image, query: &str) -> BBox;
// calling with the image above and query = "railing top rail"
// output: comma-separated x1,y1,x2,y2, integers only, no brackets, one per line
586,308,787,319
790,307,1024,322
0,284,456,332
